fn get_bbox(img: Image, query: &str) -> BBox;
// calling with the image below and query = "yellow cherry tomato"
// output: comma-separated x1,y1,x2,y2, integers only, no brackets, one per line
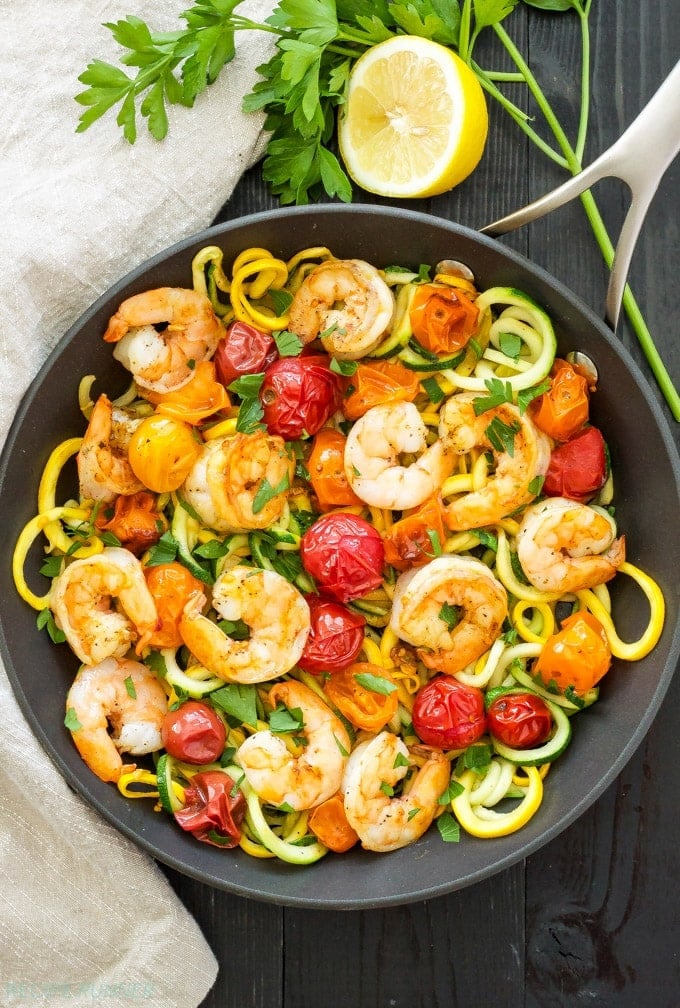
128,415,201,492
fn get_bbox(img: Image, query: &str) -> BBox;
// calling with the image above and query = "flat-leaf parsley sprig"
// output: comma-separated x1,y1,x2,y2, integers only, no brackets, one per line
75,0,679,416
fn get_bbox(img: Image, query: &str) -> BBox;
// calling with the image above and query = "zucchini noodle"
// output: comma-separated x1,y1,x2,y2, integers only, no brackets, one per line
14,242,666,862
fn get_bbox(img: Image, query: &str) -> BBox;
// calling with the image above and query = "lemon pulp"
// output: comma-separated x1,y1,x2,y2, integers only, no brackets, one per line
338,36,489,199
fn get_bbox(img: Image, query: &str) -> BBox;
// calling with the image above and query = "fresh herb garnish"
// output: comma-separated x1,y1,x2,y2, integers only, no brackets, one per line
74,0,679,413
354,672,398,695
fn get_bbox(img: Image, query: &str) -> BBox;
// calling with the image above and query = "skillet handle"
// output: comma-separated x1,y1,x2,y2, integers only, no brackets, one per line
481,61,680,329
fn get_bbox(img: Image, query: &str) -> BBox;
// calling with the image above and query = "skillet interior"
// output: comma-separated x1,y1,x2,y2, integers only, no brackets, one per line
1,205,678,908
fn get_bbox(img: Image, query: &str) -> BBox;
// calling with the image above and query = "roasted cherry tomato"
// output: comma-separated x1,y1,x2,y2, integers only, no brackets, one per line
144,562,204,650
161,700,227,764
534,610,612,694
324,663,399,732
341,359,421,421
409,283,479,355
307,428,363,510
412,675,487,749
308,793,359,853
127,414,201,493
173,770,245,848
213,320,277,386
300,512,385,603
383,495,447,571
95,490,167,556
543,425,607,501
487,692,552,749
530,358,591,442
298,596,366,674
260,355,342,440
145,360,230,425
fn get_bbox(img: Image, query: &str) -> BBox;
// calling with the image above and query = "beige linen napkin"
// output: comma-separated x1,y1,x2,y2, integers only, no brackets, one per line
1,1,275,1005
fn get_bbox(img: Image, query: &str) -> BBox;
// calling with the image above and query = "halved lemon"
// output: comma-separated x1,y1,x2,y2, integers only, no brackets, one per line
338,35,489,199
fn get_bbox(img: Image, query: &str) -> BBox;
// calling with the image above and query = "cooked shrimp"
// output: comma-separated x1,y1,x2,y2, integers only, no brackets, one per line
344,401,454,509
179,566,310,684
389,556,508,674
342,733,450,852
104,287,223,393
237,679,351,810
65,657,167,783
288,259,395,359
182,431,294,533
438,391,551,530
517,496,625,593
77,393,145,503
50,547,159,665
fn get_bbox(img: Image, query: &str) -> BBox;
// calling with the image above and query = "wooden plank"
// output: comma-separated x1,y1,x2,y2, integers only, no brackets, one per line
282,864,526,1008
161,867,284,1008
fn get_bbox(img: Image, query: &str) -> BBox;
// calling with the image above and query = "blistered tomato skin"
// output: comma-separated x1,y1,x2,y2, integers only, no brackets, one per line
260,355,342,440
298,596,366,674
161,700,227,765
543,425,607,502
173,770,245,848
300,513,385,603
487,692,552,749
412,675,487,749
213,320,277,386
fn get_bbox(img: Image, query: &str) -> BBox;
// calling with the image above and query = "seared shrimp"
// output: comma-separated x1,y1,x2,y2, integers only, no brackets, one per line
438,392,551,530
104,287,223,393
390,556,508,674
342,733,450,852
517,496,625,593
66,657,167,783
237,679,351,810
288,259,394,359
345,401,454,509
180,566,310,684
182,431,294,534
77,393,145,503
50,547,159,665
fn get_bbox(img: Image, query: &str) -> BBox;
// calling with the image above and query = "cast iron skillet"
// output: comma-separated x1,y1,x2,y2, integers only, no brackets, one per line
1,205,679,908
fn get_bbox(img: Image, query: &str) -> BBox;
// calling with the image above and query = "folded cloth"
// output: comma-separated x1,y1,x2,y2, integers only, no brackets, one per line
0,1,275,1005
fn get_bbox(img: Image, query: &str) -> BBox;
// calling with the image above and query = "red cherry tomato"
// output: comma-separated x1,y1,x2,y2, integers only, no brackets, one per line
487,692,553,749
161,700,226,765
412,675,487,749
213,320,277,386
173,770,246,848
260,355,342,440
543,425,607,501
300,513,385,603
298,596,366,674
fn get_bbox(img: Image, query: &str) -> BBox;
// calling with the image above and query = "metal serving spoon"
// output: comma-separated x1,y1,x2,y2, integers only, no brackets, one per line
481,60,680,329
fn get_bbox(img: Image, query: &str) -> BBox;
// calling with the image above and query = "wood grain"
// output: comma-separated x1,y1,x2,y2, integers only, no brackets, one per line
163,3,680,1005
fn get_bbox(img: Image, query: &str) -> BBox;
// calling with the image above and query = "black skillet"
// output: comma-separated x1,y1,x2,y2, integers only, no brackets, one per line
1,204,678,908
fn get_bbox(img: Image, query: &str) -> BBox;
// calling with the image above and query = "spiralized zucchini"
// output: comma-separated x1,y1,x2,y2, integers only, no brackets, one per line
12,243,666,862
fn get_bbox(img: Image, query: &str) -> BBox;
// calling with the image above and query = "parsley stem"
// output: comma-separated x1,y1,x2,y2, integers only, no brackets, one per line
491,17,680,420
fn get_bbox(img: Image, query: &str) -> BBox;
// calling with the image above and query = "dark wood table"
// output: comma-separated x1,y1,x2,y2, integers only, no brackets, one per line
164,4,680,1004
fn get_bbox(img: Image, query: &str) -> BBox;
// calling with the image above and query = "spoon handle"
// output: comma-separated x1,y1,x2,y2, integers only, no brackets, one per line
481,61,680,329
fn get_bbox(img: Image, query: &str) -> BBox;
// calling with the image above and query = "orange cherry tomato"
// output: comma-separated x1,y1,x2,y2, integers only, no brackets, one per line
144,360,231,425
308,793,359,853
534,610,612,695
307,428,363,511
383,495,447,571
95,490,168,556
342,360,421,421
530,358,591,441
409,283,479,355
128,415,202,492
144,561,205,649
324,662,399,732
